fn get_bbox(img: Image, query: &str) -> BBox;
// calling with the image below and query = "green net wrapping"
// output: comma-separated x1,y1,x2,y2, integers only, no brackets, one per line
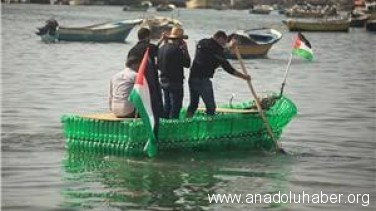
61,95,297,156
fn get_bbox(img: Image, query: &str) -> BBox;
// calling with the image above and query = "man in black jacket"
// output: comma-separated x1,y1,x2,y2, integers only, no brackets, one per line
127,28,165,119
158,27,191,119
127,27,165,72
186,30,250,117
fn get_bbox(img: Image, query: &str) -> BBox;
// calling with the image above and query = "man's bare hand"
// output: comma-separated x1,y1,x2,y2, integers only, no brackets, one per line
226,39,237,49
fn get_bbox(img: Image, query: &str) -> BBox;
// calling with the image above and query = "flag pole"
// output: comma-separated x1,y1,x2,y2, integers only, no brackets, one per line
279,53,293,97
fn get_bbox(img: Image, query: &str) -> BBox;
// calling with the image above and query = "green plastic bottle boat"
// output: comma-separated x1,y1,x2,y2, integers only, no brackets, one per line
61,94,297,156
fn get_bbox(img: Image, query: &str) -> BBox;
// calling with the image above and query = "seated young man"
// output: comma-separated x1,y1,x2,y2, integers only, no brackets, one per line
108,55,141,118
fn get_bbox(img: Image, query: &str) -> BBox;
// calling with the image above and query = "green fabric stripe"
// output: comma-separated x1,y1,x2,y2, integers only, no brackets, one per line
129,90,157,157
292,49,313,61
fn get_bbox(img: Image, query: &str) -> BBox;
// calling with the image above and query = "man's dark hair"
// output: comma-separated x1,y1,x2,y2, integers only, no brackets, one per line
126,55,142,69
138,28,151,40
213,30,227,39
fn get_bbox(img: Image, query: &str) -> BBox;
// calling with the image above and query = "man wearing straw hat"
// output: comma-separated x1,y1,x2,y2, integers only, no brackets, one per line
158,26,191,119
186,30,250,117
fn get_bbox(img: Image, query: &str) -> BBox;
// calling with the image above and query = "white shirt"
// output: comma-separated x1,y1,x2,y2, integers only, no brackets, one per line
109,67,137,117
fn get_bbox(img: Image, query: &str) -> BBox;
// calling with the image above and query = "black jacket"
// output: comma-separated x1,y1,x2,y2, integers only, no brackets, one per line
127,40,158,68
190,38,236,79
128,40,163,116
158,42,191,86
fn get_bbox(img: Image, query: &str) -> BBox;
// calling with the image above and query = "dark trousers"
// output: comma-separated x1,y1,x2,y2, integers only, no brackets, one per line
187,78,216,116
162,85,183,119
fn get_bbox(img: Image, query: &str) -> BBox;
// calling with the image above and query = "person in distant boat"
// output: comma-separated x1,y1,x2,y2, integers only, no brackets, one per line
186,30,250,117
157,27,191,119
109,54,143,118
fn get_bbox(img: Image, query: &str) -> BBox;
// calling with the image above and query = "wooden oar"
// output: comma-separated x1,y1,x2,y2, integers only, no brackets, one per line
233,44,286,154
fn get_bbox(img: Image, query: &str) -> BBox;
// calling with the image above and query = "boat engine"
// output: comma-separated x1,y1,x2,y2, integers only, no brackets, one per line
36,19,59,36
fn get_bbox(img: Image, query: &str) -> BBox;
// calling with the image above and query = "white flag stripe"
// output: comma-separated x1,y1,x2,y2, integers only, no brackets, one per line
299,42,313,54
133,76,155,129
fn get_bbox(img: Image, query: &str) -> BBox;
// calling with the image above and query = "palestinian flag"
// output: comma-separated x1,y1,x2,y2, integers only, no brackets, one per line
292,32,313,61
129,47,161,157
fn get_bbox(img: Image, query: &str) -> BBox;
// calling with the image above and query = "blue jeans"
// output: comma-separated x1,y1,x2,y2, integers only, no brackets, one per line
187,78,216,116
162,85,183,119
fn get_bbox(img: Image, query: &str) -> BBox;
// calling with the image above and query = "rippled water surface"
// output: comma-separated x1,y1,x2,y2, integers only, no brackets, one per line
2,4,376,211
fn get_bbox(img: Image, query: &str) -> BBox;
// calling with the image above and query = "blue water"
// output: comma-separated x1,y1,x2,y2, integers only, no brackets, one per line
2,4,375,211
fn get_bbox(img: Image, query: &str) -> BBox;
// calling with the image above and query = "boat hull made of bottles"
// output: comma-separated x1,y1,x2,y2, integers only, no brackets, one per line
61,95,297,156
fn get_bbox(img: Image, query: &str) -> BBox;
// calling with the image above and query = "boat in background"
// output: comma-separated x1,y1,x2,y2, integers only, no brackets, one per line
284,4,338,18
225,28,283,59
283,18,350,32
211,3,230,10
350,14,369,27
140,16,182,39
350,5,370,27
249,5,274,15
123,2,151,12
285,9,325,18
36,19,142,42
366,19,376,31
123,5,149,12
156,4,175,12
365,0,376,19
186,0,210,9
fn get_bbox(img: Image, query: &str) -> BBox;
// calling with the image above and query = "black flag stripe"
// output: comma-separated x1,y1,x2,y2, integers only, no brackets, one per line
298,32,312,49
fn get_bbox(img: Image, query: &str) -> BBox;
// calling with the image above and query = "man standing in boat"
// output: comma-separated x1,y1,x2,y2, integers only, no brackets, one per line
186,30,250,117
158,27,191,119
110,28,166,118
126,27,166,117
128,27,166,71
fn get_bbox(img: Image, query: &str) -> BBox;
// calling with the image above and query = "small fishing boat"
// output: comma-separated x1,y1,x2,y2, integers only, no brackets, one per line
284,4,338,18
365,1,376,19
123,5,149,12
123,1,152,12
61,94,297,156
279,9,286,15
156,4,175,12
185,0,210,9
285,9,326,18
225,28,283,59
283,18,350,32
249,5,273,15
36,19,142,42
366,19,376,31
211,3,229,10
140,16,182,39
350,14,369,27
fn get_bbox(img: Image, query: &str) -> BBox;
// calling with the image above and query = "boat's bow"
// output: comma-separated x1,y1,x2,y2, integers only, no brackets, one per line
225,28,282,59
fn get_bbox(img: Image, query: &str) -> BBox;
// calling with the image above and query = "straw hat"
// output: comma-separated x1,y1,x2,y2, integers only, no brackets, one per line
166,27,188,39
